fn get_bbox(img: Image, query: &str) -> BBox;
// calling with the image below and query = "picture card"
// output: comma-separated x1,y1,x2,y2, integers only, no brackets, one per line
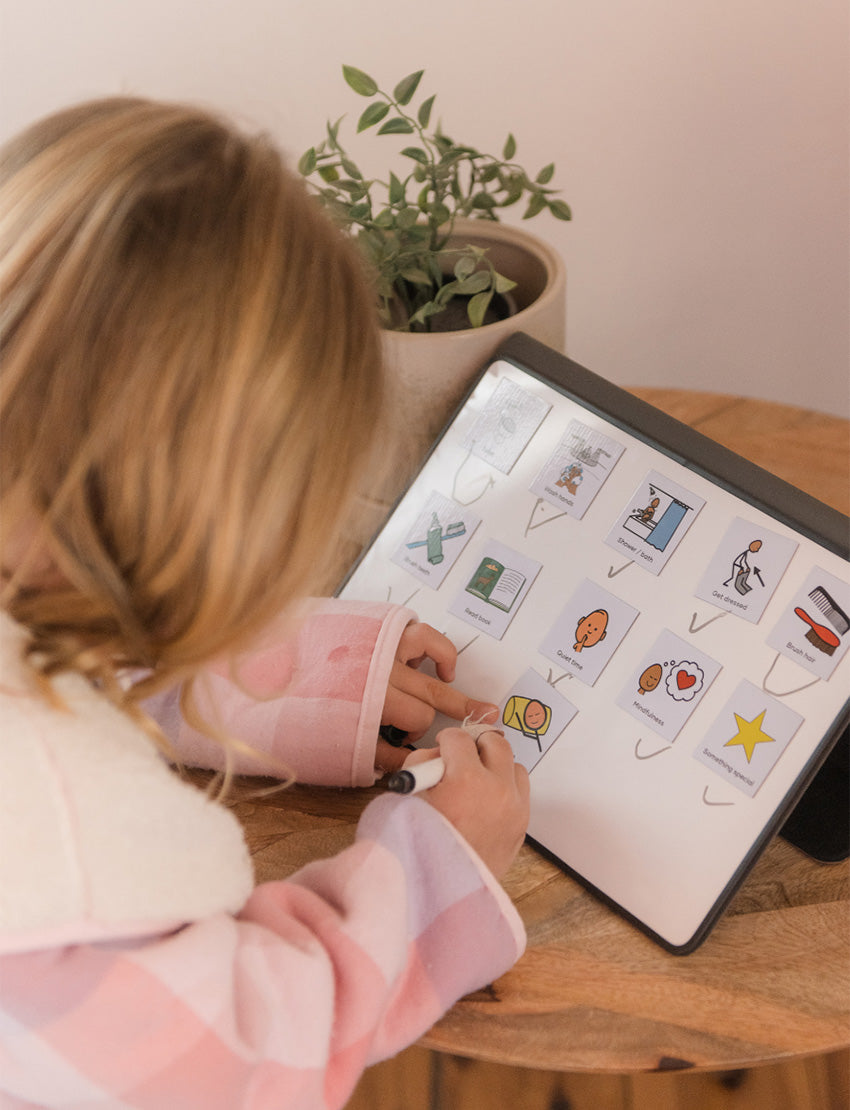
461,377,551,473
390,490,479,588
694,516,798,624
616,630,722,741
498,667,578,773
694,680,804,797
605,469,705,575
449,540,541,639
538,579,639,686
530,419,625,519
766,566,850,680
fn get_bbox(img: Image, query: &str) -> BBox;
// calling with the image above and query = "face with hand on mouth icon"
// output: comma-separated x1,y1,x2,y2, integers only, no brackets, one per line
574,609,609,652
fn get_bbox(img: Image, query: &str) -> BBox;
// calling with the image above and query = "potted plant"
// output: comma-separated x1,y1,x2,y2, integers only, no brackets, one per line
299,65,570,494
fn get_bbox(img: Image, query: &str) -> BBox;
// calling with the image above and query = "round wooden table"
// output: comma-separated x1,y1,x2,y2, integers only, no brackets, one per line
216,390,849,1074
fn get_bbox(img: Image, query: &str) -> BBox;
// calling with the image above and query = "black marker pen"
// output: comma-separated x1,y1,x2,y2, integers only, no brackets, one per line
385,758,446,795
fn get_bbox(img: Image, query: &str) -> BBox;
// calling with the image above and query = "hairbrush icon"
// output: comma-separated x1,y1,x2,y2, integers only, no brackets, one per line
808,586,849,634
794,586,849,656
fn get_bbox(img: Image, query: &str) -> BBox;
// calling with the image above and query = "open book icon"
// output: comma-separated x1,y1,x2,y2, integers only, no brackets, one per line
465,557,527,612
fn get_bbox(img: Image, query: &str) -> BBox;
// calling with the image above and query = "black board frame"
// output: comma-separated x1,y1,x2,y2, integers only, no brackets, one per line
339,331,849,951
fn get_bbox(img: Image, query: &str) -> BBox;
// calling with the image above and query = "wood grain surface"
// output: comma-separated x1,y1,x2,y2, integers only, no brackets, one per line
346,1044,849,1110
205,390,850,1075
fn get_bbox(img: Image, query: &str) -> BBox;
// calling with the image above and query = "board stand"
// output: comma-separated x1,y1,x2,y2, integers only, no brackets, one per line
781,724,849,862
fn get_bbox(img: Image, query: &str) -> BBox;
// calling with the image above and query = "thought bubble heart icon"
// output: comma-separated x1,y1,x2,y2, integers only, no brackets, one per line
676,670,696,690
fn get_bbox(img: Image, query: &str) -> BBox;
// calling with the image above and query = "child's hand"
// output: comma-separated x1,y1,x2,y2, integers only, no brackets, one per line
414,728,530,880
378,622,498,766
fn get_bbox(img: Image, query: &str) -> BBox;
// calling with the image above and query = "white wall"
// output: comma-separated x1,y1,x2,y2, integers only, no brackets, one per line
1,0,847,416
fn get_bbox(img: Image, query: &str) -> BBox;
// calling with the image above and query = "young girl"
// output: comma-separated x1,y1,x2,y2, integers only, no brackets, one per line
0,98,529,1108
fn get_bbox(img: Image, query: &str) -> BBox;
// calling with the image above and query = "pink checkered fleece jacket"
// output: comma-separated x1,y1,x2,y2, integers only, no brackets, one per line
0,600,525,1108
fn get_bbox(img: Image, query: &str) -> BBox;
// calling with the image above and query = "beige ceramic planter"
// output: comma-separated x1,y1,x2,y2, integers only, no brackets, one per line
340,221,566,558
381,220,566,460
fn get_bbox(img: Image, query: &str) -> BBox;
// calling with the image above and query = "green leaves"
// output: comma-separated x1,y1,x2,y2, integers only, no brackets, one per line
352,68,424,133
471,192,497,211
548,199,572,221
343,65,378,96
467,290,494,329
399,266,432,286
297,147,317,176
394,70,424,105
418,95,436,129
523,192,547,220
426,200,451,227
395,206,419,230
357,102,389,132
377,118,415,136
299,65,571,331
388,172,405,205
454,270,491,295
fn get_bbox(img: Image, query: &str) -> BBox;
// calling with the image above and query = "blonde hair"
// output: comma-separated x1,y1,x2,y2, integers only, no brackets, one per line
0,97,388,750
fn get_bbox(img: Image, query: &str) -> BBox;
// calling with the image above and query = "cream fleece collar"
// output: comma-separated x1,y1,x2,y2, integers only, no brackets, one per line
0,612,253,954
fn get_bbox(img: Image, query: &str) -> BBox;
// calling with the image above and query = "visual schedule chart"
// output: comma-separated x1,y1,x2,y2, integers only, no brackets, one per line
340,334,850,952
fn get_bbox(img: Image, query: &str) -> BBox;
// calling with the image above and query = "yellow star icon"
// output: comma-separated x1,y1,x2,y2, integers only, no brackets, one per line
724,709,775,763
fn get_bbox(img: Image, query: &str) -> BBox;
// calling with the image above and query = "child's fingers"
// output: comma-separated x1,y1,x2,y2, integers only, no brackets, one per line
375,739,414,773
473,729,517,776
384,662,497,736
434,725,490,771
424,727,529,878
472,731,529,800
401,747,443,768
516,761,531,801
397,621,457,682
440,728,528,806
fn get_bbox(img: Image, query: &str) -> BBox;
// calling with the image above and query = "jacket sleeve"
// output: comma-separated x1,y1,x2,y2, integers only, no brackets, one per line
0,795,526,1110
144,599,417,788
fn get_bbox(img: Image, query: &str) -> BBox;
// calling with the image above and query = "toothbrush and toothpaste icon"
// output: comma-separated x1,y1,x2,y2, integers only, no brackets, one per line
406,514,467,565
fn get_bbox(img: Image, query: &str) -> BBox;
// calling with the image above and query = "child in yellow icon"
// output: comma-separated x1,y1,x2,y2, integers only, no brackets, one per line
503,696,552,751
